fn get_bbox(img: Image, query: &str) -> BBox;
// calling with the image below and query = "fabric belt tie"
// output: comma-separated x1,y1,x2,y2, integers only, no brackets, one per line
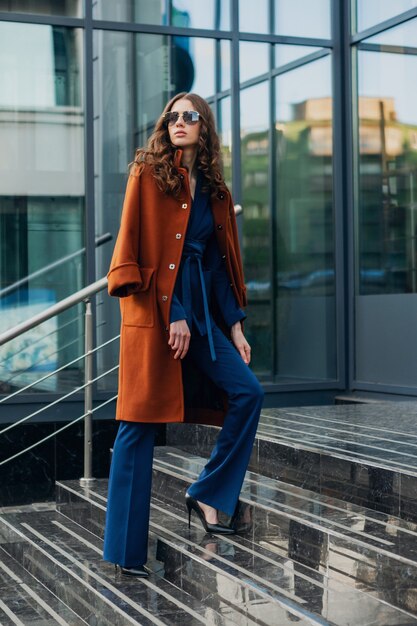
181,239,216,362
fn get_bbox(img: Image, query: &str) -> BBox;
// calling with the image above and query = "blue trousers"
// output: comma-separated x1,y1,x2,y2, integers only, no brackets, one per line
103,325,264,567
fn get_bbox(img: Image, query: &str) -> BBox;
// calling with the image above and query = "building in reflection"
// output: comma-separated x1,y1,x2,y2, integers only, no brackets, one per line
1,1,417,407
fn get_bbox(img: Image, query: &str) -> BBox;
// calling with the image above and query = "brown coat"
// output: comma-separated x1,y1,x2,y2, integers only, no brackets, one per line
107,148,247,425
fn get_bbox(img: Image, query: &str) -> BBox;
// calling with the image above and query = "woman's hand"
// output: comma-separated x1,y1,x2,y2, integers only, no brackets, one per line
168,319,191,359
231,321,251,364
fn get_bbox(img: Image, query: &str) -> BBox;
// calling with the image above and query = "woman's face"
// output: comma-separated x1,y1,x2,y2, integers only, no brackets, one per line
166,98,201,149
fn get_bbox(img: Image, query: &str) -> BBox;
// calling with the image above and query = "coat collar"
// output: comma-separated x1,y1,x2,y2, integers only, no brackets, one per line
173,146,228,216
174,148,184,169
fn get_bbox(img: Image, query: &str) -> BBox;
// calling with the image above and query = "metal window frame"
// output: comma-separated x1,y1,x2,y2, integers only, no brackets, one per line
348,1,417,396
0,0,364,405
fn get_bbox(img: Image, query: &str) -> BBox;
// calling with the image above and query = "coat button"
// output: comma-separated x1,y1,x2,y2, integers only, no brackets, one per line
218,192,225,199
217,224,223,230
176,233,182,239
221,254,226,260
162,295,168,301
182,203,188,209
180,174,184,180
230,282,234,287
169,263,175,269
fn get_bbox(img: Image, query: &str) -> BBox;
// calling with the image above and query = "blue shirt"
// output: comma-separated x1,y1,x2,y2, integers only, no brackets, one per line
169,171,246,360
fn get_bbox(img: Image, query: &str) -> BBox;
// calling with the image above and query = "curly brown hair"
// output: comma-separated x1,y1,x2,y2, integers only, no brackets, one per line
130,92,227,199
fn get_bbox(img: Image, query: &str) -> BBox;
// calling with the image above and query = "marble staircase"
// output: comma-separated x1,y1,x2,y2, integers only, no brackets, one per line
1,403,417,625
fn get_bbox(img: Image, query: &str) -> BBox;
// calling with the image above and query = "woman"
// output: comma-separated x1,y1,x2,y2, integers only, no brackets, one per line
103,92,264,577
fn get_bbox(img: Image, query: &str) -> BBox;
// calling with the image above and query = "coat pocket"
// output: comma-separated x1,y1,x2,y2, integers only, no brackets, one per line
121,267,156,327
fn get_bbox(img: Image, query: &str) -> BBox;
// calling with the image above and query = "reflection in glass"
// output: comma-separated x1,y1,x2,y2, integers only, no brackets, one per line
275,44,324,68
240,83,272,379
355,0,417,33
274,0,331,38
240,42,269,84
172,0,231,30
93,0,166,23
275,56,336,381
0,0,82,16
220,40,231,92
239,0,269,34
356,49,417,295
94,0,230,29
0,23,85,393
219,98,232,190
174,37,215,97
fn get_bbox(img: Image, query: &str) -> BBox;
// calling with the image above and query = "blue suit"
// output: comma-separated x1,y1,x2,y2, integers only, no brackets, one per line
103,172,264,567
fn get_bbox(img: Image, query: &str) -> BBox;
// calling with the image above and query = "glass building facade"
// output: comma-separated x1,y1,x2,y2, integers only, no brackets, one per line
0,1,417,403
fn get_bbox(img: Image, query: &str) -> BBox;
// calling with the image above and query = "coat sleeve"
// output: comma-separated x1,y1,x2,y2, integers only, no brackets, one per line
169,291,187,324
107,168,144,298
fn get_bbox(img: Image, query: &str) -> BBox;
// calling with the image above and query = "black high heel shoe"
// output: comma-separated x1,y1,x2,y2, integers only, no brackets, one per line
185,494,235,535
230,499,252,533
115,564,149,578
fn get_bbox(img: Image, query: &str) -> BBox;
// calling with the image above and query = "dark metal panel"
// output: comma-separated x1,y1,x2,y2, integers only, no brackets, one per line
346,0,357,392
238,32,332,46
0,12,83,26
354,382,417,396
231,0,242,207
331,0,348,389
359,43,417,55
91,19,233,39
83,1,98,393
269,0,278,378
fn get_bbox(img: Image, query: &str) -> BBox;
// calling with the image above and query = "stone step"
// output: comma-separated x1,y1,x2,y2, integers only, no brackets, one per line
56,476,417,625
0,508,255,626
166,403,417,523
155,446,417,559
0,546,84,625
56,482,326,625
152,447,417,617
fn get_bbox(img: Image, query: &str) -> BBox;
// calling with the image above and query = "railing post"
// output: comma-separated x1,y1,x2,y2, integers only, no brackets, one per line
80,298,95,486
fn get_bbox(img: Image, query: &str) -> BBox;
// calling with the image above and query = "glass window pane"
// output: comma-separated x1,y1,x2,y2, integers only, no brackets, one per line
94,0,230,28
275,56,336,381
356,0,417,33
0,23,85,393
356,48,417,295
219,97,232,189
239,0,269,33
172,0,231,30
364,16,417,46
240,83,272,380
275,44,325,68
240,42,269,84
0,0,82,16
93,0,167,23
274,0,331,38
354,36,417,388
174,36,216,97
220,40,231,92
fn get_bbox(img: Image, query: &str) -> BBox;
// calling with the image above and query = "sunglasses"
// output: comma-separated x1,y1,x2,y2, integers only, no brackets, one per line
163,110,201,126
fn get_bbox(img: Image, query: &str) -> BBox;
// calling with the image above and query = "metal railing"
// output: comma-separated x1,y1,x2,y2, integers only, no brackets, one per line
0,276,115,486
0,233,112,300
0,205,244,480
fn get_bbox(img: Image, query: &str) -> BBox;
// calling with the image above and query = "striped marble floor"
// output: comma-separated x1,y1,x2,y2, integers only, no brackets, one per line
1,402,417,625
